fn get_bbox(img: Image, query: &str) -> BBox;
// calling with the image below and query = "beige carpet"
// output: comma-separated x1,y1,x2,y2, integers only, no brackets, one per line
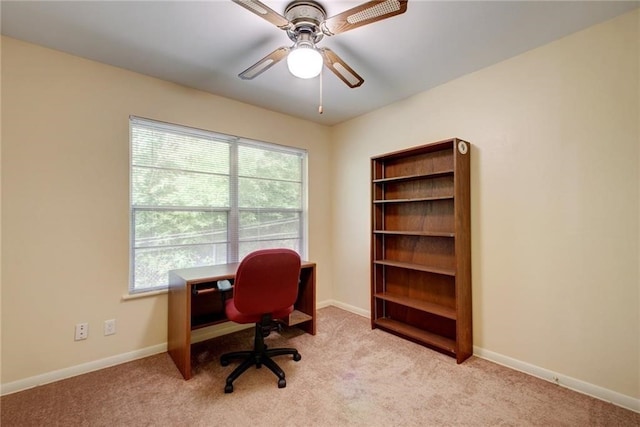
1,306,638,426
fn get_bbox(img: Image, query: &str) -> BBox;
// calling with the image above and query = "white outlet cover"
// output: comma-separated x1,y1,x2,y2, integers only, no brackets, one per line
75,323,88,340
104,319,116,336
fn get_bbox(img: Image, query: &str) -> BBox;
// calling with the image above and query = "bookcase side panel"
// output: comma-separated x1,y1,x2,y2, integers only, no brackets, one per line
454,140,473,362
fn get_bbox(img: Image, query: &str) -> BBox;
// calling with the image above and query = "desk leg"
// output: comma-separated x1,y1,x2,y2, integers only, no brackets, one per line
168,273,192,380
296,265,317,335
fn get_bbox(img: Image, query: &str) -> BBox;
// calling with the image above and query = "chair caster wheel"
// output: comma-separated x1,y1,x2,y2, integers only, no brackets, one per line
224,384,233,393
293,353,301,362
220,359,229,367
278,379,286,388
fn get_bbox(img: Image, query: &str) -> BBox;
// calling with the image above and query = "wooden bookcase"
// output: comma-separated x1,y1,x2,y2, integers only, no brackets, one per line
371,138,472,363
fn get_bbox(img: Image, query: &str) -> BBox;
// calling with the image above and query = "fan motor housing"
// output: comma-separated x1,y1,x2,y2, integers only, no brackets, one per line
285,1,326,43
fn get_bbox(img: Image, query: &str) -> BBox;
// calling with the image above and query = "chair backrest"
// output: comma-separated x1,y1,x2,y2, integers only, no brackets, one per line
232,248,301,315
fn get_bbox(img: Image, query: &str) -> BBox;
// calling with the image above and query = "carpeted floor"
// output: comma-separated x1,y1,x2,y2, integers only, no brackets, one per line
1,306,638,426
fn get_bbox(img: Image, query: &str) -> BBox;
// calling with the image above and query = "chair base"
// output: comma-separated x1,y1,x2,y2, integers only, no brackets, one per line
220,322,301,393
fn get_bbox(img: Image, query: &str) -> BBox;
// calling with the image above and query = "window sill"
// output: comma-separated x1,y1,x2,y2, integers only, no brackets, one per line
121,288,168,301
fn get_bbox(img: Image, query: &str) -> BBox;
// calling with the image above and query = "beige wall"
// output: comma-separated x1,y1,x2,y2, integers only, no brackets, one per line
2,9,639,404
1,37,332,384
331,10,639,399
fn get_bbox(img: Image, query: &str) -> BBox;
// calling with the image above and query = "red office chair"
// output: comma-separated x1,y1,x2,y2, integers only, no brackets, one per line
220,248,302,393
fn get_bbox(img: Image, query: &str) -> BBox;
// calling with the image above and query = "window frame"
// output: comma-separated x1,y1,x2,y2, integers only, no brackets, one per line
129,116,308,294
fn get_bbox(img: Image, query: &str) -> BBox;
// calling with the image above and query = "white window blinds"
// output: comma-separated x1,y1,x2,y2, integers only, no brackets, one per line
129,117,307,293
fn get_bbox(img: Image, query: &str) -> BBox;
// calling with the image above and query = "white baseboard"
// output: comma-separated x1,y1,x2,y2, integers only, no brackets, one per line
330,303,639,413
322,299,369,318
3,303,638,414
0,305,336,396
473,347,639,413
316,298,333,310
0,343,168,396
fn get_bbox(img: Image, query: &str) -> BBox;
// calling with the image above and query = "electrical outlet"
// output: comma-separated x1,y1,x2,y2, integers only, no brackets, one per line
104,319,116,336
75,323,88,341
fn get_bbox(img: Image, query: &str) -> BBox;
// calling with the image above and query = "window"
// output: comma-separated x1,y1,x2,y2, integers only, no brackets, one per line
129,117,307,293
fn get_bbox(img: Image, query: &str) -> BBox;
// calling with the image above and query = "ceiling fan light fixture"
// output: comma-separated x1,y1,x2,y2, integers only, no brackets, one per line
233,0,408,87
287,43,323,79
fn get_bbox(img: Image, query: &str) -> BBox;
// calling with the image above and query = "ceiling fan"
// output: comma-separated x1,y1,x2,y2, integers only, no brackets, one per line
232,0,408,88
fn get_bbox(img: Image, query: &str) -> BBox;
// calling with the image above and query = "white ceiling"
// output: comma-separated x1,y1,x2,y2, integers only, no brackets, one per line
2,1,638,125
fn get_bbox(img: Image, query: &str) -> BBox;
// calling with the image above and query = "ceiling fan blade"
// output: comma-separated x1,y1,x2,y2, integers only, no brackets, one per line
320,48,364,88
239,47,290,80
322,0,408,36
231,0,290,29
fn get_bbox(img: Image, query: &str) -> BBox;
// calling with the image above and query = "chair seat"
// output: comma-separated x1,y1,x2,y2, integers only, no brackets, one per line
225,298,294,324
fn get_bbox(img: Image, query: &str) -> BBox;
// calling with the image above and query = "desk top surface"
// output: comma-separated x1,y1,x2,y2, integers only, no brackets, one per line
169,261,315,284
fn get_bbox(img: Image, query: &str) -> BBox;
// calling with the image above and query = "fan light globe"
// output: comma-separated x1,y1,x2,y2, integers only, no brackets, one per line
287,46,323,79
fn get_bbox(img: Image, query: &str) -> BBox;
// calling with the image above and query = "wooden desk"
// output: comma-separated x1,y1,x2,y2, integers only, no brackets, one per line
168,262,316,380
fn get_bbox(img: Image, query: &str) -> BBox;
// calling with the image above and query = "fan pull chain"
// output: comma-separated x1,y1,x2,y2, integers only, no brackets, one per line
318,69,323,115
